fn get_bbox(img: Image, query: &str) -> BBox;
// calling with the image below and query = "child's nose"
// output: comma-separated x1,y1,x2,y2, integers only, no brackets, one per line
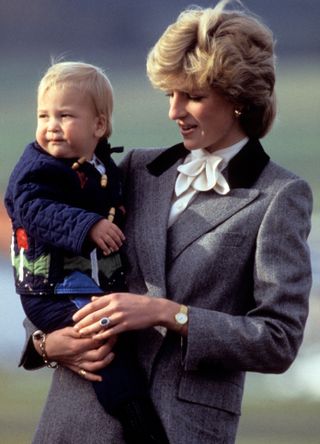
47,117,60,132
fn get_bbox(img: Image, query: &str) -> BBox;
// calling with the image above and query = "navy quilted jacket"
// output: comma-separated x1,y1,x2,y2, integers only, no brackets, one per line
5,140,124,295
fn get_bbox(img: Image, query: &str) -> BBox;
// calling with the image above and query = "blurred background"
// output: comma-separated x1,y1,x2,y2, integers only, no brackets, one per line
0,1,319,443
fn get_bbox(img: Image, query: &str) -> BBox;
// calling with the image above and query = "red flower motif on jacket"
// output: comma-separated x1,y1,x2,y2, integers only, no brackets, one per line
76,171,88,189
16,228,29,250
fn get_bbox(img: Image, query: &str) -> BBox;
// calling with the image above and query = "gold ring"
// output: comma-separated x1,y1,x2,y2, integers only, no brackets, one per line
78,368,86,378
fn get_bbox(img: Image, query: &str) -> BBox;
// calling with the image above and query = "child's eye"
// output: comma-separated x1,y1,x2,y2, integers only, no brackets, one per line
61,113,72,118
38,114,47,119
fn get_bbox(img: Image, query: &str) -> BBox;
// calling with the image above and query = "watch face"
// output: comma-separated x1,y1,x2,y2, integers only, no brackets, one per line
175,313,188,325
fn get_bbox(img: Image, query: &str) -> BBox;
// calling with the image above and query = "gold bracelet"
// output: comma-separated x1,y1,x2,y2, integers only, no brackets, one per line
32,330,59,369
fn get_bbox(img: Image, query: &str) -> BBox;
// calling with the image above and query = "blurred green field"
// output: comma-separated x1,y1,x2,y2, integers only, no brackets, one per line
237,395,320,444
0,57,319,210
0,369,49,444
1,369,320,444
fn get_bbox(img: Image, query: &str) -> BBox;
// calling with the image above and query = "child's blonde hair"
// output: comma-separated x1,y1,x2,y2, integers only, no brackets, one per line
38,61,113,138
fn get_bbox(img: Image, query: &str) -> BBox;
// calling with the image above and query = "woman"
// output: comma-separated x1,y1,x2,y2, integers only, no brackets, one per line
22,1,312,443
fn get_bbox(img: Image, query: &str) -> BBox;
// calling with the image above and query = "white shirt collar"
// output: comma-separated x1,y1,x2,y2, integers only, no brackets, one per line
88,154,106,175
187,137,249,169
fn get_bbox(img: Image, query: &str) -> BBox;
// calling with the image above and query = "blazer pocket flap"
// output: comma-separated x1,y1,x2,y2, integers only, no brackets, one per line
205,231,246,247
178,373,243,415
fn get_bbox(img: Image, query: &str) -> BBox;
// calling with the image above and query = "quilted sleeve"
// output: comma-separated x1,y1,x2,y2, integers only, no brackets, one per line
7,159,103,255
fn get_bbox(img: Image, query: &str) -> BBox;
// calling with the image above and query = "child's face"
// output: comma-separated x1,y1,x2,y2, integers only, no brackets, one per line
36,86,106,160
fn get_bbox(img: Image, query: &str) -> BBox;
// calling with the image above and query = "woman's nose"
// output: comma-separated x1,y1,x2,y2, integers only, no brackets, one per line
168,93,187,120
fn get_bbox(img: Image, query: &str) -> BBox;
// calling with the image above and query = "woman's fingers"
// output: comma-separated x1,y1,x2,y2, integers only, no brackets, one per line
66,339,117,381
45,324,116,358
76,315,121,337
74,310,110,331
42,326,119,381
75,349,116,373
72,296,110,323
67,364,102,382
83,335,117,360
73,300,125,336
73,292,162,336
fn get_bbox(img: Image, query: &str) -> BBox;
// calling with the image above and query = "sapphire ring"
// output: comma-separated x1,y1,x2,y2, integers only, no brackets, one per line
99,317,111,328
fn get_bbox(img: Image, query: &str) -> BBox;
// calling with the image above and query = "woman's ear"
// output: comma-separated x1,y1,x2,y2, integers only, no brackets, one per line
94,114,107,138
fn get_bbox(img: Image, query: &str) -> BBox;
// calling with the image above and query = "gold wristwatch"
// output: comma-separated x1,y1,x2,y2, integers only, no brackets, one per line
174,304,189,328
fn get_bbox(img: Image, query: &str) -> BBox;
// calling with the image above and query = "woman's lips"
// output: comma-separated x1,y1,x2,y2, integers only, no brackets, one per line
179,123,197,136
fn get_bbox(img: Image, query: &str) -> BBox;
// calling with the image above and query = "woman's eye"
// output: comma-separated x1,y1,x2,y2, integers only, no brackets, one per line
188,94,204,101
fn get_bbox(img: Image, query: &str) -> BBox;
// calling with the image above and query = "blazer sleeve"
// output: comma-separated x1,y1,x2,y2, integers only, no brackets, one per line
183,178,313,374
19,318,45,370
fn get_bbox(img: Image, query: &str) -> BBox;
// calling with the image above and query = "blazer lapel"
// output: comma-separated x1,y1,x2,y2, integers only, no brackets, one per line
142,139,269,284
167,188,260,263
134,146,186,296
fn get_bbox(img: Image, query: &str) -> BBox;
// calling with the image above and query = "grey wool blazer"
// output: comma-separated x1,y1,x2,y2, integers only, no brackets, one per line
22,139,312,444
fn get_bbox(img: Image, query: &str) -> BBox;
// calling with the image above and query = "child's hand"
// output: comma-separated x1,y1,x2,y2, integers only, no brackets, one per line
88,219,125,255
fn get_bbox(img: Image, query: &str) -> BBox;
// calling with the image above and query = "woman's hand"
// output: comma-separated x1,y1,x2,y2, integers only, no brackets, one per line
34,326,117,382
72,293,186,339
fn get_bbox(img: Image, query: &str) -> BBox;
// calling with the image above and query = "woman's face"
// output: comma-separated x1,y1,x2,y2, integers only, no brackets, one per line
168,88,246,153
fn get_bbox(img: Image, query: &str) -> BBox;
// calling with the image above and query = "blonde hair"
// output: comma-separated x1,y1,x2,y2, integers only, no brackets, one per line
147,0,276,138
38,61,113,138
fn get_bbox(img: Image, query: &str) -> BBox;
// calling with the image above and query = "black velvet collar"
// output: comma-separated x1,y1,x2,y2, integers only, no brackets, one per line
146,139,270,189
95,139,124,164
146,143,189,177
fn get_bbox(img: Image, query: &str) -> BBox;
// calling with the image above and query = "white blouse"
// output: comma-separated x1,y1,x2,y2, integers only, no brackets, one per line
168,138,249,227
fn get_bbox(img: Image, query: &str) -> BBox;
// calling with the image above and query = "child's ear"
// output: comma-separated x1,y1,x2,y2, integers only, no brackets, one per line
94,114,107,138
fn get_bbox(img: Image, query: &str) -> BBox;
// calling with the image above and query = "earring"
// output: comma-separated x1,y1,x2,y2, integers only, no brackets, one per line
234,109,242,118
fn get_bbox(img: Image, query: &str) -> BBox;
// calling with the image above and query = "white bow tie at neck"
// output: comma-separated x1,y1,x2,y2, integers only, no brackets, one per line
175,153,230,196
